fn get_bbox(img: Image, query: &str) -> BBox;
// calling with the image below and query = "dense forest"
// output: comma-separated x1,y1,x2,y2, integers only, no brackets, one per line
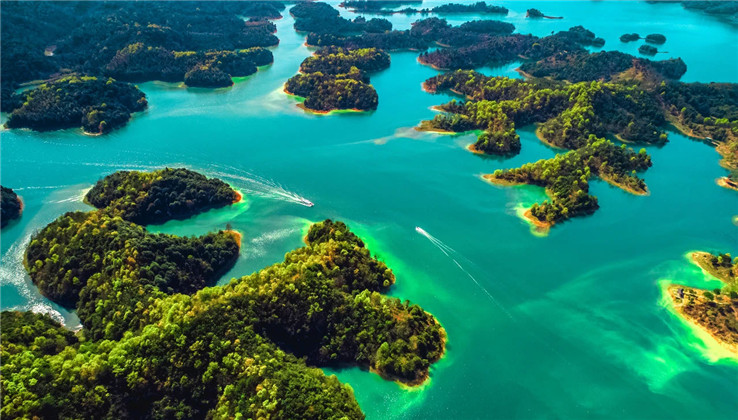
1,1,282,111
421,70,668,153
420,70,662,225
85,168,240,225
488,138,651,225
1,186,22,228
106,44,274,88
306,16,516,51
6,167,446,418
519,51,687,83
340,1,507,15
3,76,147,134
667,250,738,358
659,81,738,180
286,47,390,112
418,25,604,70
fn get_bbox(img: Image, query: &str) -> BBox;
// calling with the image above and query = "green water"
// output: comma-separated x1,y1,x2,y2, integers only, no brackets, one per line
1,1,737,418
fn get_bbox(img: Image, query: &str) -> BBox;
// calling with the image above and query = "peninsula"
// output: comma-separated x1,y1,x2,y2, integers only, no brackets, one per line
5,170,445,419
666,251,738,357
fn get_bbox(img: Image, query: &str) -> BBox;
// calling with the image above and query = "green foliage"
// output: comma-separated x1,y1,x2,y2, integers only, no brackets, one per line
4,76,147,134
86,167,238,224
7,169,445,419
287,47,389,111
105,44,273,87
0,311,77,356
419,25,603,70
1,2,281,104
490,137,651,224
423,70,668,154
1,186,22,228
520,50,686,82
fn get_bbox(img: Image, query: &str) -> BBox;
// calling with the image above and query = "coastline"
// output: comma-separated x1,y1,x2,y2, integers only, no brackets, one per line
534,126,566,150
690,251,735,283
467,143,484,154
232,189,243,204
371,324,448,388
285,86,369,115
599,173,649,196
514,67,535,79
717,176,738,191
662,282,738,361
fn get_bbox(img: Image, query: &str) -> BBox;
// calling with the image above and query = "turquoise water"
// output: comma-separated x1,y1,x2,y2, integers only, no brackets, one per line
2,1,737,418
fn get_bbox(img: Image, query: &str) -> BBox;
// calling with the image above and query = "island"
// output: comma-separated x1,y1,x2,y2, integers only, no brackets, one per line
421,70,669,151
106,44,274,88
286,47,390,112
486,137,650,228
680,0,738,23
519,51,686,83
418,26,607,70
291,1,394,35
340,1,508,15
526,8,563,19
620,33,641,42
645,33,667,44
665,251,738,357
419,70,665,227
659,81,738,184
1,186,22,228
3,76,147,134
308,16,516,51
1,1,281,106
85,168,241,225
526,8,545,18
6,168,446,418
639,44,658,55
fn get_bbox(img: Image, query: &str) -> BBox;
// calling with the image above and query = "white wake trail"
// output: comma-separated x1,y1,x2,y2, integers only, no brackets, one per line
415,227,513,318
208,169,313,207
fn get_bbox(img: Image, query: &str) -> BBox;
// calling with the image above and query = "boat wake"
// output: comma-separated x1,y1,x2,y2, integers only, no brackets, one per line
0,233,66,324
206,164,313,207
415,226,513,318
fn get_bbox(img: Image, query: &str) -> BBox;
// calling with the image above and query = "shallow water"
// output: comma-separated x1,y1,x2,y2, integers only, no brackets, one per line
1,1,737,418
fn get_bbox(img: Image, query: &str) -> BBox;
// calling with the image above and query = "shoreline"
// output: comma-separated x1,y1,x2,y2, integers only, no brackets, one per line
662,282,738,361
514,67,535,79
227,230,243,248
232,189,243,204
717,176,738,191
534,126,566,150
371,324,447,388
599,173,649,196
285,86,370,115
523,208,553,232
690,251,735,284
467,143,484,154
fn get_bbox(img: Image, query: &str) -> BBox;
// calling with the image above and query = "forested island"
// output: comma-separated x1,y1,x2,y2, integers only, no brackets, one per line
518,51,686,83
421,70,669,151
106,44,274,88
4,169,446,418
666,251,738,357
307,16,515,51
418,26,605,70
1,186,22,228
639,45,658,56
339,1,508,15
526,8,562,19
3,76,147,134
85,168,241,224
286,47,389,112
1,1,282,120
419,70,665,227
